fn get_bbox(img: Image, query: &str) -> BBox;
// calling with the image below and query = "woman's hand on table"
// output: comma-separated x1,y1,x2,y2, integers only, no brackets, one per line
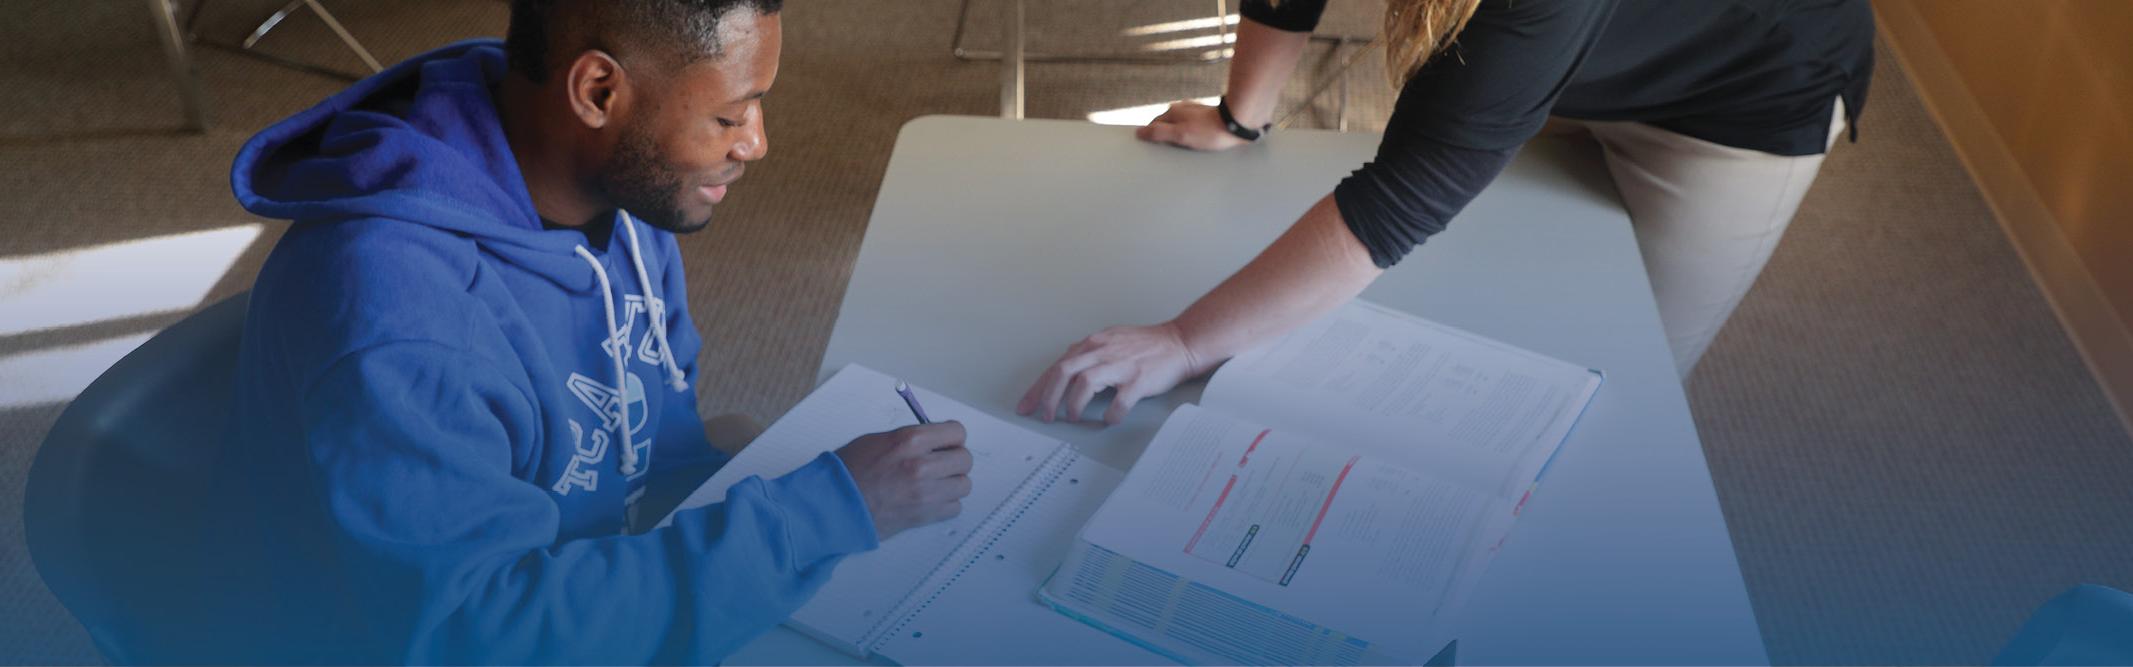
1137,102,1251,152
1019,322,1207,426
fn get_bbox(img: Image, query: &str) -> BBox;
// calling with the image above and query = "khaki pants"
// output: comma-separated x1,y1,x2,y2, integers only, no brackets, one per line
1551,100,1848,377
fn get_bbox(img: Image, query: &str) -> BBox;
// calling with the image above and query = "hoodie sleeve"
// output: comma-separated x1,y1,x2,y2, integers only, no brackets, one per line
298,341,879,664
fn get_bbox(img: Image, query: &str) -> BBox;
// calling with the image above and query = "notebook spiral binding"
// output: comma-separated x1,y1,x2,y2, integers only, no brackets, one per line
864,443,1084,652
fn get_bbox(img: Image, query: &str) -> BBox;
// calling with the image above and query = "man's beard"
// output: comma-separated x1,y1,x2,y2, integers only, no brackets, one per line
598,124,713,234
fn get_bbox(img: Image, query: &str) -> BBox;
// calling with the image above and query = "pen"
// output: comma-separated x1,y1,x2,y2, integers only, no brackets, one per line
895,381,932,425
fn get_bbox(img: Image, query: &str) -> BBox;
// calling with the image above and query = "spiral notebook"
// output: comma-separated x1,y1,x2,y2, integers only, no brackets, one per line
660,364,1165,665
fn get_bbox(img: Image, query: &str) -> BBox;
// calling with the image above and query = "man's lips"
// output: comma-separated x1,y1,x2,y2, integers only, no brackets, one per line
699,169,743,204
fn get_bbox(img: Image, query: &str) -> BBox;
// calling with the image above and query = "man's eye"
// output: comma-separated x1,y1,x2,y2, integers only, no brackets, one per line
716,117,740,128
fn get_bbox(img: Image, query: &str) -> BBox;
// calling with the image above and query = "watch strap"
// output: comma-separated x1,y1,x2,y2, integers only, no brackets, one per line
1216,96,1269,142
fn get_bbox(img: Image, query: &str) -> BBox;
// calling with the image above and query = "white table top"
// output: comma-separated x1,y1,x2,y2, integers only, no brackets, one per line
728,116,1767,665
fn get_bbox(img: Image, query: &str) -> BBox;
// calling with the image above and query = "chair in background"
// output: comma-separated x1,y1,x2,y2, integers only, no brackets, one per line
22,293,249,663
956,0,1373,128
144,0,209,131
233,0,384,73
183,0,384,81
1995,584,2133,666
139,0,390,131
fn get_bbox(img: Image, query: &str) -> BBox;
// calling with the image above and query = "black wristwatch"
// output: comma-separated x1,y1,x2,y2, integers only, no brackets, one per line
1216,96,1271,142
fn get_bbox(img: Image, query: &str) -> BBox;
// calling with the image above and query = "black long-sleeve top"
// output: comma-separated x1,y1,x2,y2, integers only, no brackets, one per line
1242,0,1875,267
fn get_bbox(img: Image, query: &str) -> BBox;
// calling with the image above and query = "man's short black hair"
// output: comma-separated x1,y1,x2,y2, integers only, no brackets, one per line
506,0,783,83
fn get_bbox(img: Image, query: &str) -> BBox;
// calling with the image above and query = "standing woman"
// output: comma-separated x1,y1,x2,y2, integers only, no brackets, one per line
1021,0,1874,425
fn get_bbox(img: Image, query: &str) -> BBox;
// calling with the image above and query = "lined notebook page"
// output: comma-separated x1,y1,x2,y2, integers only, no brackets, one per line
660,364,1066,654
868,451,1162,666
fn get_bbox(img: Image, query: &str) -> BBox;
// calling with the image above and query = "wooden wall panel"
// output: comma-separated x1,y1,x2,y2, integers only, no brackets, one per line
1877,0,2133,433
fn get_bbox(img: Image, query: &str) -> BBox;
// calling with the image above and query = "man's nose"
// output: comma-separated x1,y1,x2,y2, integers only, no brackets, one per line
730,112,768,162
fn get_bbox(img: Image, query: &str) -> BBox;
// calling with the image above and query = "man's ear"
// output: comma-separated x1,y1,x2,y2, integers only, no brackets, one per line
564,50,629,130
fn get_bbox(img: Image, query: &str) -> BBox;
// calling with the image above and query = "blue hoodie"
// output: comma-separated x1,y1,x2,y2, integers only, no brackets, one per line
213,40,878,664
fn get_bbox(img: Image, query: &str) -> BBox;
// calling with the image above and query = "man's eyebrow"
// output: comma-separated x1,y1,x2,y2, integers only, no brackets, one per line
731,90,769,103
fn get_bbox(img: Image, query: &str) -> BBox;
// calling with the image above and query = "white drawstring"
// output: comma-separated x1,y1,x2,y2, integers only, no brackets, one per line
574,245,639,476
619,211,689,392
571,213,689,479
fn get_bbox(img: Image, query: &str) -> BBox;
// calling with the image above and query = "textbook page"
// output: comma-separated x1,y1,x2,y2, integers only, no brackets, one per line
661,364,1065,655
1201,299,1602,500
1046,404,1512,665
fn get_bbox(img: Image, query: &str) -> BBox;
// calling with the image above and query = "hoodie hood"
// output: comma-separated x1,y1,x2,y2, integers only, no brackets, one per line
229,38,696,483
231,39,592,288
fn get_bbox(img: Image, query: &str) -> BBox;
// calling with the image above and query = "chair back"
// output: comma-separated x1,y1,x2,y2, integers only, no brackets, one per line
24,293,249,664
1996,584,2133,666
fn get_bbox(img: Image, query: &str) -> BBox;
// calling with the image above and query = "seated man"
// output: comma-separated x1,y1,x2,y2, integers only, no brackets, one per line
210,0,973,662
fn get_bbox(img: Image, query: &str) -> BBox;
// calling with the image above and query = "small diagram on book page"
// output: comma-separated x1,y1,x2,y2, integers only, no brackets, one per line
1182,429,1360,587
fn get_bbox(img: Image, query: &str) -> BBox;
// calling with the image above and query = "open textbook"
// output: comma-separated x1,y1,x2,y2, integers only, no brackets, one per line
662,300,1599,665
1039,300,1604,665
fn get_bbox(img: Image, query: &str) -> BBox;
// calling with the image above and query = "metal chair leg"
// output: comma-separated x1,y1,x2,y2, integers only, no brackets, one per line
1337,49,1350,132
1212,0,1230,59
242,0,383,73
949,0,1355,65
982,0,1234,117
953,0,1237,64
1279,35,1377,132
302,0,384,73
238,0,302,49
146,0,209,131
999,0,1024,118
958,0,1369,125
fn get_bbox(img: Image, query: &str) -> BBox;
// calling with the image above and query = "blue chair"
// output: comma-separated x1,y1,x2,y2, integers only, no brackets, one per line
1996,584,2133,666
23,293,249,664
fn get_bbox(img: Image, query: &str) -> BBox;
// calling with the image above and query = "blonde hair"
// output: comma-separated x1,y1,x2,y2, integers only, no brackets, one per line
1266,0,1481,86
1380,0,1482,85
